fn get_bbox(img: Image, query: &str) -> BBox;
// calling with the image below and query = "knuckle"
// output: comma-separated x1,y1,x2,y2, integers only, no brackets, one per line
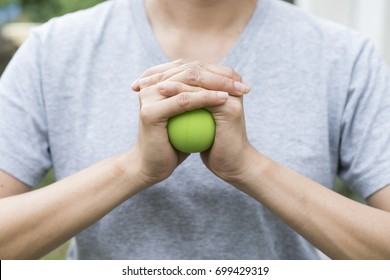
160,71,172,83
194,60,207,68
139,105,154,124
183,61,202,85
176,92,192,110
138,90,148,105
194,86,203,93
138,86,154,99
217,75,230,89
174,58,185,66
229,99,243,116
185,64,202,84
138,85,160,106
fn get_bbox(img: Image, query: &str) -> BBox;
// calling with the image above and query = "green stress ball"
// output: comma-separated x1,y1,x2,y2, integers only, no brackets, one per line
167,108,216,153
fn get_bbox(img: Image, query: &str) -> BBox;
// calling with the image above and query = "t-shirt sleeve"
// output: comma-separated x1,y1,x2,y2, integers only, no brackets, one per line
0,29,51,187
339,39,390,199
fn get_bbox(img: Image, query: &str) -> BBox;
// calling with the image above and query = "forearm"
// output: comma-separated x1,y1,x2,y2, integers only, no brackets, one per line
0,149,147,259
234,151,390,259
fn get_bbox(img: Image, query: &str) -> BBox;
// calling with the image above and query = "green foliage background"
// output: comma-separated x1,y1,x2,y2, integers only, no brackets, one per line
0,0,15,6
0,0,103,22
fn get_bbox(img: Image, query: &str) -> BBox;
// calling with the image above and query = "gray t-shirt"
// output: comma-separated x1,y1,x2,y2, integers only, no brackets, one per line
1,0,390,259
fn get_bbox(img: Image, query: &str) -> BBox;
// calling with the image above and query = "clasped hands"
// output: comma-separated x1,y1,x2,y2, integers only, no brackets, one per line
131,60,258,188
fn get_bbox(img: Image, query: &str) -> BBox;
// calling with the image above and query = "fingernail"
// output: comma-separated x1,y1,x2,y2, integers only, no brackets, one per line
243,80,251,93
131,79,140,91
217,91,228,100
234,81,250,94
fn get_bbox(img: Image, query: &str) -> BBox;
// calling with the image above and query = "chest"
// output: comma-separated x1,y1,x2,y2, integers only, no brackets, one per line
154,28,242,64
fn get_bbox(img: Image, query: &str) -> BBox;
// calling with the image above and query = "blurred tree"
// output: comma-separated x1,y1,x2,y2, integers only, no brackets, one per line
0,0,17,6
20,0,103,22
1,0,103,22
0,0,19,7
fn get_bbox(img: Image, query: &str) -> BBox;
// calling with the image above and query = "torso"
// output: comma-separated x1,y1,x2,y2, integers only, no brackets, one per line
30,0,371,259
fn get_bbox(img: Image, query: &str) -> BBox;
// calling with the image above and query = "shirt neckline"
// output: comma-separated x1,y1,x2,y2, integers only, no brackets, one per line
129,0,271,69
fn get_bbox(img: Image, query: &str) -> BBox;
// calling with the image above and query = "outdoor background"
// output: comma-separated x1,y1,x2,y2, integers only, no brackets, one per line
0,0,389,260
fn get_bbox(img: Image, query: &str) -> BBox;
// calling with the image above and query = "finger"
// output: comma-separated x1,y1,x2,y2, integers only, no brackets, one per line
156,81,204,97
198,62,243,83
142,90,229,123
131,59,185,91
137,86,166,108
136,66,187,91
166,67,251,96
133,61,247,92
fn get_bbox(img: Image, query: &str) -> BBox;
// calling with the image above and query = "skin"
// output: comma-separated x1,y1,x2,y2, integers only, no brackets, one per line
144,0,257,63
1,0,390,259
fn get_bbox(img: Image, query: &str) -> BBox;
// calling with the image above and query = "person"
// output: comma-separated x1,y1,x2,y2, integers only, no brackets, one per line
0,0,389,260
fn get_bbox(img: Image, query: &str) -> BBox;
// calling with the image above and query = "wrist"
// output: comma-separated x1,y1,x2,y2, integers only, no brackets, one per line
227,148,273,192
115,148,154,195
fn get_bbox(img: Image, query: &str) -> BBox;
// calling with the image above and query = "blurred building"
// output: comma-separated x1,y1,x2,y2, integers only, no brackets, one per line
295,0,390,64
